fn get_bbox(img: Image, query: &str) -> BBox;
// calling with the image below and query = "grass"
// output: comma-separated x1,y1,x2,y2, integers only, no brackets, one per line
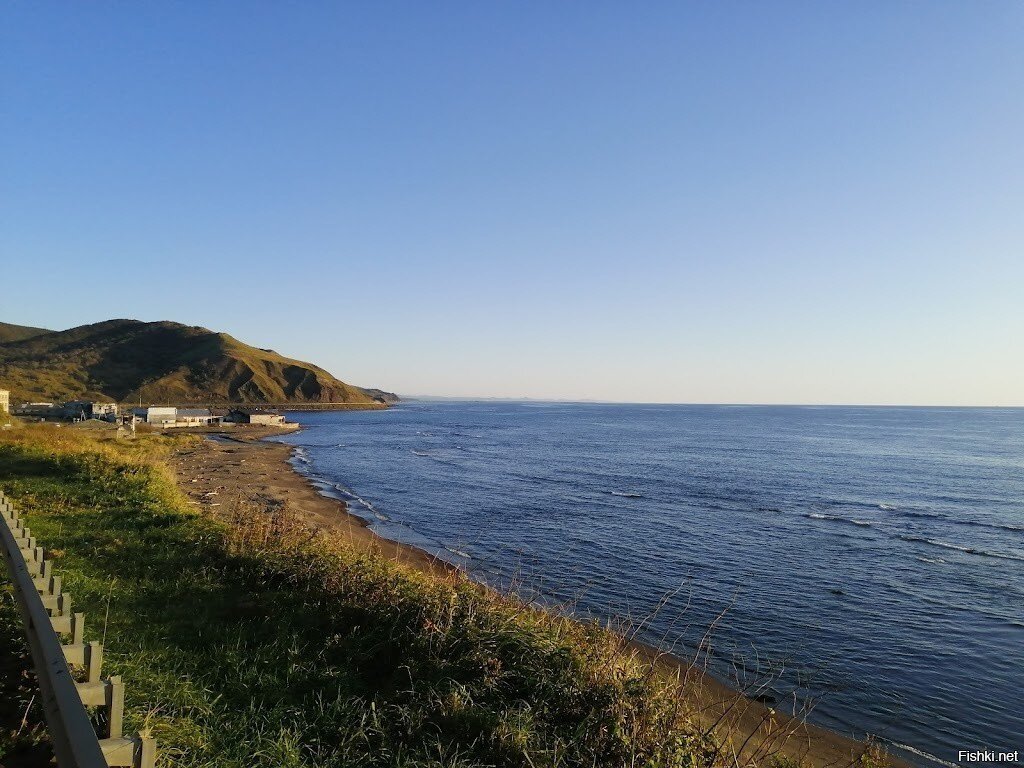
0,321,51,344
0,425,734,768
0,426,893,768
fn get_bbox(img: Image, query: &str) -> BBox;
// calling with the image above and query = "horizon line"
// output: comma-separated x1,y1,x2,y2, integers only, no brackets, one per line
397,395,1024,409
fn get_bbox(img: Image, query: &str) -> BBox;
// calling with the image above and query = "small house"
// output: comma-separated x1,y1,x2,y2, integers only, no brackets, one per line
132,406,222,428
91,402,119,420
63,401,119,421
225,408,286,426
0,389,8,413
13,402,62,418
144,406,178,426
172,408,222,427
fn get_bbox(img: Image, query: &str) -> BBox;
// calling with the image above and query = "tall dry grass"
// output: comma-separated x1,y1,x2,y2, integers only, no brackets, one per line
0,424,890,768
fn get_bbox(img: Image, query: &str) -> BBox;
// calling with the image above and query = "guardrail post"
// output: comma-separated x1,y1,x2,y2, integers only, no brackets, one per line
86,641,103,683
72,611,84,645
137,731,156,768
35,558,53,590
107,675,125,739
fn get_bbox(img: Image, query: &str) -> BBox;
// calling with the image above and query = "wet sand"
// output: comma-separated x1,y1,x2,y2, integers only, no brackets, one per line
168,427,454,577
168,428,911,768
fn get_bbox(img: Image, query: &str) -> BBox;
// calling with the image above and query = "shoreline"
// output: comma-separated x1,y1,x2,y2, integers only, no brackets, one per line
168,427,913,768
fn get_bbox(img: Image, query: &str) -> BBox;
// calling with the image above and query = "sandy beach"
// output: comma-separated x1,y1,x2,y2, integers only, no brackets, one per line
168,428,911,768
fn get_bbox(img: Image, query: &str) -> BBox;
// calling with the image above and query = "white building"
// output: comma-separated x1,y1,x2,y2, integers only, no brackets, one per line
0,389,8,413
144,406,178,426
224,408,286,425
90,402,119,420
132,406,222,428
63,401,118,421
170,408,221,427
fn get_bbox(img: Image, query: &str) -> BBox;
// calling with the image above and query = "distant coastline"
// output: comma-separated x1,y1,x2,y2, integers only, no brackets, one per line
128,401,390,412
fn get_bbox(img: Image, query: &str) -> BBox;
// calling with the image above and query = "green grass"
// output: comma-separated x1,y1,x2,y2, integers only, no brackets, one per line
0,321,51,344
0,427,723,768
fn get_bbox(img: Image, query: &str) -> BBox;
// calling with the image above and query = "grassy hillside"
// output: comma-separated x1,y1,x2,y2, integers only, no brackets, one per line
0,319,388,405
0,321,51,344
0,427,728,768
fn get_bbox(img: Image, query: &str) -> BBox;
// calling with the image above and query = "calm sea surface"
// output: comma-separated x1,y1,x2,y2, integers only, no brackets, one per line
275,403,1024,766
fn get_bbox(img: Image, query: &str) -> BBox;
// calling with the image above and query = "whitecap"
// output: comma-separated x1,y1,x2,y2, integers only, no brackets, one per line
806,513,872,527
901,535,1024,562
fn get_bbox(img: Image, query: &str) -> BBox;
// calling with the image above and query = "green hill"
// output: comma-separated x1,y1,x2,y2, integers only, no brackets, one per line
0,322,51,344
0,319,393,405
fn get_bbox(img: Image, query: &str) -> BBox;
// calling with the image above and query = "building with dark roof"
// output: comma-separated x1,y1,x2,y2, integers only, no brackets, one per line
224,408,286,426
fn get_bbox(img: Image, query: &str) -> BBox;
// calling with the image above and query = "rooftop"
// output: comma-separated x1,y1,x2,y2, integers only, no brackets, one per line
177,408,213,417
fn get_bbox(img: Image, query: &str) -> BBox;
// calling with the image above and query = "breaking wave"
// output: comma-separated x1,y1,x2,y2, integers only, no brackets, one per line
807,513,873,527
900,535,1024,562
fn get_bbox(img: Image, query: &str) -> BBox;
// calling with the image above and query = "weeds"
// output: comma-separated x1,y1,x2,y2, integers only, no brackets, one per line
0,425,886,768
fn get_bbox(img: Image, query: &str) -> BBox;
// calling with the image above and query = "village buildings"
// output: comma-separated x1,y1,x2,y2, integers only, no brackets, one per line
131,406,221,427
13,402,62,418
64,401,118,421
172,408,222,427
7,395,290,429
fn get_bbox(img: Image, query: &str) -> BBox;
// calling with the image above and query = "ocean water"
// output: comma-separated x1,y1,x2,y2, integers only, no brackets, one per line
275,403,1024,766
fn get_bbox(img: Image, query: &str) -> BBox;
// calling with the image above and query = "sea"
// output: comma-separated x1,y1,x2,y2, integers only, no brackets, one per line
274,402,1024,767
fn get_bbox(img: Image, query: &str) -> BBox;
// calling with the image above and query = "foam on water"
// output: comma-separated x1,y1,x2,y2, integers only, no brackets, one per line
806,512,874,528
900,535,1024,562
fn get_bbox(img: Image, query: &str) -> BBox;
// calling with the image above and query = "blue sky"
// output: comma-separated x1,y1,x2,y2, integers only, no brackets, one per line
3,3,1022,405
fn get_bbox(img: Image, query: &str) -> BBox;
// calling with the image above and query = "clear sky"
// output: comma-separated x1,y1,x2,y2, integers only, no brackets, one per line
3,3,1022,405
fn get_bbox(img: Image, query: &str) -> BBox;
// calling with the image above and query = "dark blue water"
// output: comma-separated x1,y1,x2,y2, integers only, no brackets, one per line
275,403,1024,766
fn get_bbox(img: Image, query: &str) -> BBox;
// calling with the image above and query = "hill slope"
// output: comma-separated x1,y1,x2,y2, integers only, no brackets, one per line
0,319,390,405
0,322,52,344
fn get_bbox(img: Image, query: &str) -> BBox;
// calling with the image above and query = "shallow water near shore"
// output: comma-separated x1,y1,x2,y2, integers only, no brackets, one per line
274,402,1024,767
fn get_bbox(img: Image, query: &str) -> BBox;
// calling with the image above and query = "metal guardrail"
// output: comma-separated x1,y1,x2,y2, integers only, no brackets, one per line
0,490,156,767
